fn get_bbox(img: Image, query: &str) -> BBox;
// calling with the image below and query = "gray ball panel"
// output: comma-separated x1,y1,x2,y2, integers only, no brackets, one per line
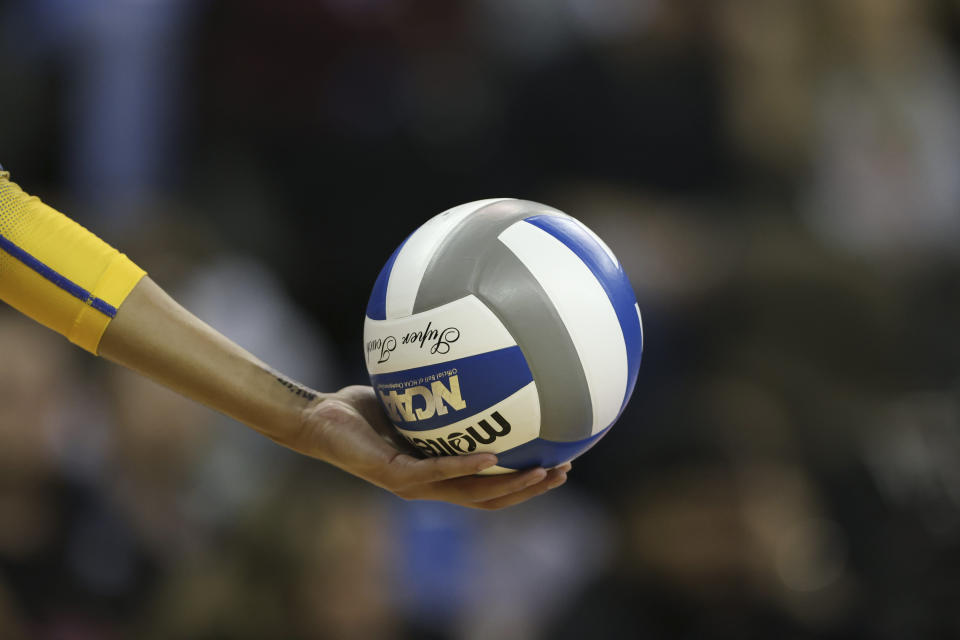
412,199,561,312
475,243,594,442
413,199,594,442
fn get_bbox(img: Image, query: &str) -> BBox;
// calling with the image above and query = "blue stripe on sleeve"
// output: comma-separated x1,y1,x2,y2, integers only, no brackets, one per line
0,232,118,318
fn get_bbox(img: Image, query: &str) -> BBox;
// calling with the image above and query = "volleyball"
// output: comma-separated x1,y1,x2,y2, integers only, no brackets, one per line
363,199,643,474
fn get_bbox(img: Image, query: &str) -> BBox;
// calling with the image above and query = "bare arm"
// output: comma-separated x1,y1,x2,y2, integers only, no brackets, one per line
99,276,310,443
99,277,568,509
0,171,567,508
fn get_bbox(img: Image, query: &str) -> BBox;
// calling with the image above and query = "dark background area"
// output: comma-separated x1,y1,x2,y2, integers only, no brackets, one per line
2,1,960,638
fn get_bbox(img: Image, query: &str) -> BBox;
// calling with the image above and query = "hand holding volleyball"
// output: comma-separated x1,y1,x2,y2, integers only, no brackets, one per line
295,385,570,509
364,199,643,473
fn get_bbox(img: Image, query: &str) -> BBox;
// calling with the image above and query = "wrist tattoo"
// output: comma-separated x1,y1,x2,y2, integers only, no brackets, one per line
276,376,317,401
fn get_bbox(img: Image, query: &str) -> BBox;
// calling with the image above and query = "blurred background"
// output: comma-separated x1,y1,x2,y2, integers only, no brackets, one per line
2,0,960,638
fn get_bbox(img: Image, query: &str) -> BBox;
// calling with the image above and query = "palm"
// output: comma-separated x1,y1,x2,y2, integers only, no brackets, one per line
294,385,569,510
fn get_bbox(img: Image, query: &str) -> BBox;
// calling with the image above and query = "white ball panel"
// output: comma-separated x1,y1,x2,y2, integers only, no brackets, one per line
365,294,518,375
384,198,512,319
395,381,541,473
498,220,628,435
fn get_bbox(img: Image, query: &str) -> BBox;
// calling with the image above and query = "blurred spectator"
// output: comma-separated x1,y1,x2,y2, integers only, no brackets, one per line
806,0,960,262
5,0,201,229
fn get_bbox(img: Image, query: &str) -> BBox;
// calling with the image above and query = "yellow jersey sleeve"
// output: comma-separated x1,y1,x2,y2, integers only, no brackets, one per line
0,171,146,355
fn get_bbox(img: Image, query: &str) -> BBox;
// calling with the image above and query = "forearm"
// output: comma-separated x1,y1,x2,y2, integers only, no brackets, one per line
99,276,317,442
0,172,568,507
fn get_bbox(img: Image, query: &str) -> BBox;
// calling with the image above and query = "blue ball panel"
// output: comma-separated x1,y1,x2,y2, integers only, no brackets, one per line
494,424,612,470
366,236,408,321
523,215,643,413
370,346,533,432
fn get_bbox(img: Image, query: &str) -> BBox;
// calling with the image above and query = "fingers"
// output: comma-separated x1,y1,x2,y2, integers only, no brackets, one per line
472,467,569,510
437,463,568,504
383,446,573,508
395,462,570,509
437,467,549,503
387,452,499,487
